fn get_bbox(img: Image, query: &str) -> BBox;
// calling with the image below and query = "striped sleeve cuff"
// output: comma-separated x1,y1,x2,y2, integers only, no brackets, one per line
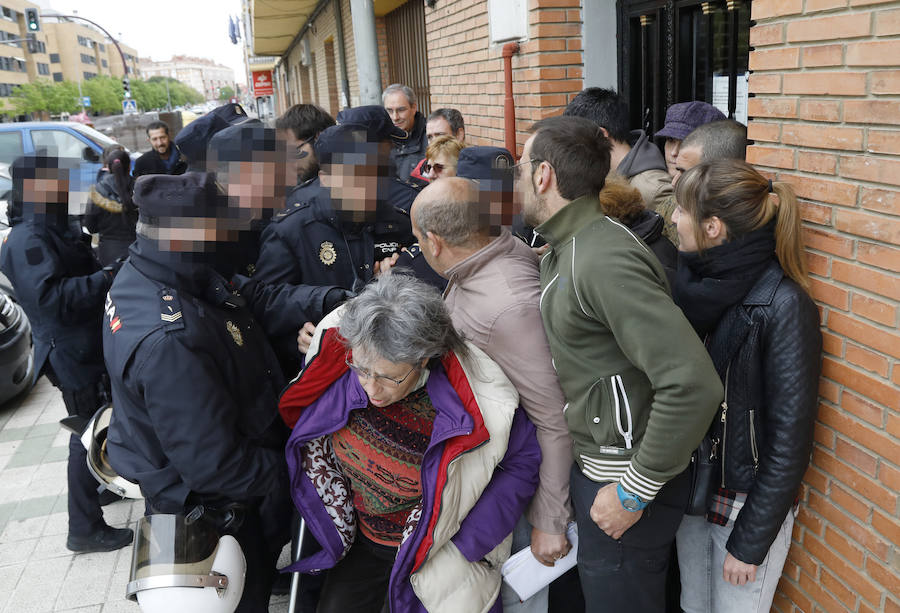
619,463,666,502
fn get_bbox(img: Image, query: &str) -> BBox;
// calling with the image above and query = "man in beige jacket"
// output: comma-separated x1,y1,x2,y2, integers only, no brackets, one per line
410,175,574,612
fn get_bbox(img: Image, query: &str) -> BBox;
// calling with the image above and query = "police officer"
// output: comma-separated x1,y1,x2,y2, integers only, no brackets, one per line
245,105,420,374
174,102,254,171
0,154,132,553
103,172,291,613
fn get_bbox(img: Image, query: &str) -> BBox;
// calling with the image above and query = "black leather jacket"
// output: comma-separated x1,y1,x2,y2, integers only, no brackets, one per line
705,261,822,565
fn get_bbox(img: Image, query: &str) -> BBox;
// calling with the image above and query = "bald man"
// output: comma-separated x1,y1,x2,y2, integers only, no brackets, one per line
411,177,574,613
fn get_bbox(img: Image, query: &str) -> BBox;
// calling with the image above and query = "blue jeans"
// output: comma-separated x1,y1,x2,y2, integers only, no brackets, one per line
676,511,794,613
570,464,688,613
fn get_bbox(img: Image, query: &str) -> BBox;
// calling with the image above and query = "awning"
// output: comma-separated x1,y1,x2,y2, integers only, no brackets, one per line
250,0,319,57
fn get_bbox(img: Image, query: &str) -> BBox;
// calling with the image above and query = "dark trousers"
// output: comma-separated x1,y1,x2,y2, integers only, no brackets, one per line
67,434,104,537
316,534,395,613
234,505,280,613
570,464,689,613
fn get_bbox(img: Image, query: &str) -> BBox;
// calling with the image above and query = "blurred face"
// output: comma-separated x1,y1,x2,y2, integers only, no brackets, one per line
384,92,417,133
279,128,319,184
320,145,391,224
664,138,681,177
671,145,703,186
147,128,170,156
223,158,288,220
24,170,69,206
423,152,457,181
426,117,460,143
348,348,423,407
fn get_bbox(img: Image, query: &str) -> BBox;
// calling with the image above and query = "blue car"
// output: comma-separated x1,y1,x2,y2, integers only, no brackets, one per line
0,122,127,215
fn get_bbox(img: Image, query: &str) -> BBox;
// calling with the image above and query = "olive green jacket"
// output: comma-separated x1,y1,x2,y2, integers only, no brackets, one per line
536,194,723,501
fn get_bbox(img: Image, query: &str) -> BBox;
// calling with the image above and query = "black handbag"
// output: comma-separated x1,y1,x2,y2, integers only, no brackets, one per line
686,435,716,515
686,365,729,516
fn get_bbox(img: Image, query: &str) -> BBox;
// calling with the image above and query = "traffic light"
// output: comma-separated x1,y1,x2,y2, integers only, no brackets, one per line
25,8,40,32
122,77,130,98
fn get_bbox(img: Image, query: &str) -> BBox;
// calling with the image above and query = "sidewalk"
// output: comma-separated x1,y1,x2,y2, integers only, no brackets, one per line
0,377,291,613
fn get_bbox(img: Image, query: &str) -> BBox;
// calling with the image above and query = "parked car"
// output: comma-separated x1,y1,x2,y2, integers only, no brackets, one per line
0,122,132,215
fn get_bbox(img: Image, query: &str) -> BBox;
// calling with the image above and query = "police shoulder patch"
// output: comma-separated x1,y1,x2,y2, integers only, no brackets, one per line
158,289,183,324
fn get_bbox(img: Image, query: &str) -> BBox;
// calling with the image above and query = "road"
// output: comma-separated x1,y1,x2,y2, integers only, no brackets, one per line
0,377,292,613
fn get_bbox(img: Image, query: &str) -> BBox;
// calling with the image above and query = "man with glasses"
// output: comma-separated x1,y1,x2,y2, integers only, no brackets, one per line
382,83,429,181
516,115,722,612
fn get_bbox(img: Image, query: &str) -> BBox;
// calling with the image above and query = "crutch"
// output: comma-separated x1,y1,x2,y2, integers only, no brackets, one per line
287,516,306,613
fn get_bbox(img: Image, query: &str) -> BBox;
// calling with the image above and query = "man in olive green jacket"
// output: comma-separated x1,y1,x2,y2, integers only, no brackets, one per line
516,115,723,612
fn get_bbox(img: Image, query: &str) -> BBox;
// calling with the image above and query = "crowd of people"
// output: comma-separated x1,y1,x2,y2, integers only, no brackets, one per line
0,82,822,613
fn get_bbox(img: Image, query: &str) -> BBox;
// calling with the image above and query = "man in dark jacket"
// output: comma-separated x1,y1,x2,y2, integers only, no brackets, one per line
275,103,335,186
132,120,187,178
104,172,290,613
0,154,131,554
382,83,428,181
247,106,420,374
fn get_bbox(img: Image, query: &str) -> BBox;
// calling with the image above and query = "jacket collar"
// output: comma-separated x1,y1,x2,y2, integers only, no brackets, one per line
442,230,520,292
535,195,603,247
743,261,784,306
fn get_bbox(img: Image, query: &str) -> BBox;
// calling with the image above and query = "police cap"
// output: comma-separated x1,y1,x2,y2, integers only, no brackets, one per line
134,172,219,226
336,105,407,142
207,122,277,164
174,103,254,165
456,146,514,182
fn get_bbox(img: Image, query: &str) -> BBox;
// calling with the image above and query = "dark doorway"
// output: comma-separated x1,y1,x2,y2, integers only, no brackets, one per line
384,0,431,115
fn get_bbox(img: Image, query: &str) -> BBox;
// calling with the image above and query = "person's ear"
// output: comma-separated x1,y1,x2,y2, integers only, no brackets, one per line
534,161,553,194
704,216,726,243
425,231,442,257
598,126,610,140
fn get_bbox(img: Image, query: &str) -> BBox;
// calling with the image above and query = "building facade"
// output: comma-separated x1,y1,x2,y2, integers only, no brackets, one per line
0,0,52,113
43,19,140,84
139,55,236,102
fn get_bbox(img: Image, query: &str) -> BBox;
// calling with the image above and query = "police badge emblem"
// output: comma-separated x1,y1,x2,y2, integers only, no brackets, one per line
225,321,243,347
319,241,337,266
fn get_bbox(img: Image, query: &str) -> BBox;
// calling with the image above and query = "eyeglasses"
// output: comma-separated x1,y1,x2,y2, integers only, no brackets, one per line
512,157,544,178
422,161,445,175
294,135,315,159
345,357,419,387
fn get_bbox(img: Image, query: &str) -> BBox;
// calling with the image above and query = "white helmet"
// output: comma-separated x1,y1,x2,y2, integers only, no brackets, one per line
80,404,143,499
127,514,246,613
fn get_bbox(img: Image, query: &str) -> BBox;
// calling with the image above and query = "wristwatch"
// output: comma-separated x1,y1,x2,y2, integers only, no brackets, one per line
617,483,649,512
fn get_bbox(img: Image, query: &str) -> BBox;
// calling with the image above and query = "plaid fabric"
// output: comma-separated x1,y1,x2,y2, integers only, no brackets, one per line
706,487,748,527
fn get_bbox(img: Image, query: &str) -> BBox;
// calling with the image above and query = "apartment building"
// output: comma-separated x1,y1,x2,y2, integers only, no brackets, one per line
139,55,236,101
43,19,140,83
0,0,51,112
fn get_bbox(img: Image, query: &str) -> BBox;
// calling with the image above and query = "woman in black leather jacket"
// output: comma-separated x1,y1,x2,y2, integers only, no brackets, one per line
670,159,822,613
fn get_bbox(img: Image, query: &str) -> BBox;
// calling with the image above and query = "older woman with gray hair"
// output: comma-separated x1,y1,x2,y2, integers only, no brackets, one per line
279,273,540,613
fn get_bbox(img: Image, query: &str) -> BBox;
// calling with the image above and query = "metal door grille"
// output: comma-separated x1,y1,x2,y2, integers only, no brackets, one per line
384,0,430,115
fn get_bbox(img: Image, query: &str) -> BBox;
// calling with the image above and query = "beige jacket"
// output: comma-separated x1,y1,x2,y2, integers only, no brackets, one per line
443,230,574,534
624,168,674,214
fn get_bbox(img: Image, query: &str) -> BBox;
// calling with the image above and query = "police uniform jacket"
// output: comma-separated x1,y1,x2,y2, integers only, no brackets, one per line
0,216,110,390
249,177,417,325
103,245,288,510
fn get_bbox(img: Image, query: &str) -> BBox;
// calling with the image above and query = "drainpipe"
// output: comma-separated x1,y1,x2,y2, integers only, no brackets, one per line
333,0,351,108
502,42,520,157
350,0,383,105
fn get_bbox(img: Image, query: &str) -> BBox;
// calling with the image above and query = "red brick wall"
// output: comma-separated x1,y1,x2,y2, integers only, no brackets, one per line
424,0,584,156
748,0,900,611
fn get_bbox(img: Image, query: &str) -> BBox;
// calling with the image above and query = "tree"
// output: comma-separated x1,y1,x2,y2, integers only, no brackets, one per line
218,86,235,101
146,77,203,107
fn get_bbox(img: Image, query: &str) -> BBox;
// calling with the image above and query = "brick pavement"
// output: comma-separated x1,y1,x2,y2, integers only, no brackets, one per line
0,377,292,613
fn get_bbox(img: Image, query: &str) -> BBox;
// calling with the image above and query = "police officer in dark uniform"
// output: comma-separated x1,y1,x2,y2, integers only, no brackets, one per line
103,172,290,613
0,154,132,553
245,106,421,374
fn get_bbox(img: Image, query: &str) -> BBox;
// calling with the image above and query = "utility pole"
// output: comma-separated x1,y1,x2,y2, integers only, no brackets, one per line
165,77,171,110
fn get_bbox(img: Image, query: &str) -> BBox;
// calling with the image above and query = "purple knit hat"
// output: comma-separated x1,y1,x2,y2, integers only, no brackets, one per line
655,101,727,141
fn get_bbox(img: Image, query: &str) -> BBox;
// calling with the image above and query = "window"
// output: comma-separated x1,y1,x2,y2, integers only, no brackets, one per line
37,63,49,75
80,53,96,65
31,130,89,160
0,131,23,164
618,0,751,134
98,43,105,52
83,71,96,80
0,57,9,71
1,7,13,20
49,53,60,63
101,59,107,68
52,72,62,82
14,59,23,72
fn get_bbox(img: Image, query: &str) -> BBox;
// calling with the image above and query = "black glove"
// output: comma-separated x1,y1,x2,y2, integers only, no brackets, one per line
323,288,352,314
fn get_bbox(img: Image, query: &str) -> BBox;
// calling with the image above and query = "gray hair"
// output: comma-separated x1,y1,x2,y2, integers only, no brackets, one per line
427,108,465,134
338,273,467,365
682,119,748,163
414,177,485,247
382,83,417,107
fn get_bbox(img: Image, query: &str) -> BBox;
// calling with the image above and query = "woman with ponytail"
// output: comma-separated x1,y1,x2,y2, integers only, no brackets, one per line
85,148,136,266
671,159,822,613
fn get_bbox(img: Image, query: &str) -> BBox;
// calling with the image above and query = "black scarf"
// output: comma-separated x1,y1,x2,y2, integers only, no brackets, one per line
673,223,776,336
